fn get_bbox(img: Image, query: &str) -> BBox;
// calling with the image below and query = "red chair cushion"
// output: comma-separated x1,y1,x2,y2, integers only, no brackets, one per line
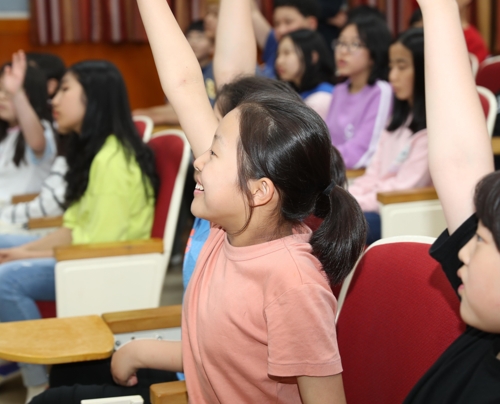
337,242,465,404
479,91,490,118
36,301,56,318
134,120,147,140
477,59,500,95
148,134,185,239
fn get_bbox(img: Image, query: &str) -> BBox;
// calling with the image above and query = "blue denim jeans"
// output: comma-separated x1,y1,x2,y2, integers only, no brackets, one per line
0,234,53,387
0,233,41,249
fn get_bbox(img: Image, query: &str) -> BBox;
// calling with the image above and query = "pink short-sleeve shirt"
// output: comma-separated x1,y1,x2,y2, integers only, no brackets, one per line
182,225,342,403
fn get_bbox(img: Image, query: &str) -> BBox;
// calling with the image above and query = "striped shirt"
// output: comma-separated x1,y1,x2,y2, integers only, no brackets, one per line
0,156,67,224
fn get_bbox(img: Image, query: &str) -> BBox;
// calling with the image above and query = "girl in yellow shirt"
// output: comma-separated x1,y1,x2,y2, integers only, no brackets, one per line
0,60,158,401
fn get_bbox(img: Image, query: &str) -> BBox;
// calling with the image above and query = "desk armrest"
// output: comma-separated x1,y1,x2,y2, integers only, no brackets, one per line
54,238,163,262
151,381,187,404
27,216,64,229
377,187,438,205
102,305,182,334
346,168,366,180
492,137,500,155
11,193,39,204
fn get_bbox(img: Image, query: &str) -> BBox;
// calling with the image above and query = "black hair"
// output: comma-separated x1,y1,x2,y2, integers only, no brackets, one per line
0,64,51,167
347,5,386,23
63,60,158,207
186,20,205,34
387,28,426,134
341,14,392,84
475,171,500,251
215,75,302,116
279,29,334,93
409,8,423,27
26,52,66,82
235,91,366,285
273,0,320,18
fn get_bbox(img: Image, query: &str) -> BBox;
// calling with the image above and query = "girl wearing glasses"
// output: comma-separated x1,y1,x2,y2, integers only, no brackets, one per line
326,14,393,169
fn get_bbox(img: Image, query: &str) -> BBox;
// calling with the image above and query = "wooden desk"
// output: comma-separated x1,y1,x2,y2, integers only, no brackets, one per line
0,316,114,364
492,137,500,155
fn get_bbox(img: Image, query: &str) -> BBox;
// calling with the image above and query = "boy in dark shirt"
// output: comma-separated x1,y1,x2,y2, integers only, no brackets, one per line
404,0,500,402
251,0,320,76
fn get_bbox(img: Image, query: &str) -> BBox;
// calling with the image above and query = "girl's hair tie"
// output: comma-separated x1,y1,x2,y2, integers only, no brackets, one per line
322,180,336,196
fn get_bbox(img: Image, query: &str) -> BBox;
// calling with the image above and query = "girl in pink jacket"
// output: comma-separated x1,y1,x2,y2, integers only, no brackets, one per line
349,28,431,244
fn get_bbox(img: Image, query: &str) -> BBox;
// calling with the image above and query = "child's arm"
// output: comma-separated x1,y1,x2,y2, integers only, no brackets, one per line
136,0,218,158
3,51,46,157
250,0,272,50
0,227,72,262
297,374,347,404
214,0,256,88
111,340,183,386
418,0,493,233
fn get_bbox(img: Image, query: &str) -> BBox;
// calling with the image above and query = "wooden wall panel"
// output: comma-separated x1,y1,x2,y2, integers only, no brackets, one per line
0,19,165,110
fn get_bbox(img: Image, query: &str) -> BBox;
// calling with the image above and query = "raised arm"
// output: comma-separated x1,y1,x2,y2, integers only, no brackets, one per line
214,0,256,88
136,0,218,158
418,0,493,233
251,0,272,50
3,51,46,157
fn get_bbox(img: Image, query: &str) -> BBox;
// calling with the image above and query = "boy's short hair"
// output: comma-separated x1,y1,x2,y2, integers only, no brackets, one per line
186,20,205,35
347,5,386,24
26,52,66,82
273,0,320,19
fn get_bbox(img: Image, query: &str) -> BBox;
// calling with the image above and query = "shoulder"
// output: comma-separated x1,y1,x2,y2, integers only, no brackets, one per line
372,80,393,99
92,135,127,166
265,233,332,300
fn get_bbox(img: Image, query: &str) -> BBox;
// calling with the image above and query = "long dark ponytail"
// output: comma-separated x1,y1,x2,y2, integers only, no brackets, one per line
237,93,366,285
63,60,158,207
0,64,50,166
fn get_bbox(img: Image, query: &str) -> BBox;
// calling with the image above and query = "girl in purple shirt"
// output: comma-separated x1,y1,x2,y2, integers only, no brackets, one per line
326,14,393,169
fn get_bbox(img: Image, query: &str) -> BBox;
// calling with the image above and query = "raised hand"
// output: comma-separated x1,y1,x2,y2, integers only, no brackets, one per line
2,50,27,97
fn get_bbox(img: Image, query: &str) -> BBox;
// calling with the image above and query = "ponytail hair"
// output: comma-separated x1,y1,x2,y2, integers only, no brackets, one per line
237,92,366,285
311,168,367,284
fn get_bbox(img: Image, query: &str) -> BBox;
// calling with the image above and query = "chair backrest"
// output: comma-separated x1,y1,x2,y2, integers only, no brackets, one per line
336,236,465,404
469,53,479,78
133,115,154,143
477,86,498,137
476,56,500,95
148,130,191,262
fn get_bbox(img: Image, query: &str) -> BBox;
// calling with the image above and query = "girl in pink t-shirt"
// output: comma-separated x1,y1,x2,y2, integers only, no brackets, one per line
111,0,366,402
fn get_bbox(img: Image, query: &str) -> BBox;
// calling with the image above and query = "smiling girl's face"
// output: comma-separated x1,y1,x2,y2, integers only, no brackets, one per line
51,72,86,134
0,73,16,125
457,221,500,333
191,108,249,234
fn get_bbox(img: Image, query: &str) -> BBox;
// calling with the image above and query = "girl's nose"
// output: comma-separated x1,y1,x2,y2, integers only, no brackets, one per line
458,236,474,266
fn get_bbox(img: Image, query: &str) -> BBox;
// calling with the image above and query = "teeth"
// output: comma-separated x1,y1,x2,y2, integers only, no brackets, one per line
195,184,204,191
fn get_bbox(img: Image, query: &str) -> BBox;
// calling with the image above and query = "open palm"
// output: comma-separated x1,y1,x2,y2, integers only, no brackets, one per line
2,50,27,96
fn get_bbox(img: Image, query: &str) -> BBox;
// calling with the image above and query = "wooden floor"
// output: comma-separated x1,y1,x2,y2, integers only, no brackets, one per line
0,263,184,404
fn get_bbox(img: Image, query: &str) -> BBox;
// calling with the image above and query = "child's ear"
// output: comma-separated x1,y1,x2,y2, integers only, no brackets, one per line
47,79,59,97
311,51,319,65
249,177,276,207
306,16,318,31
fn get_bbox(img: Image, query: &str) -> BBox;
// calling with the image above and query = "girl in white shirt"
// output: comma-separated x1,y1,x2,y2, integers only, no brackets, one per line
0,50,56,205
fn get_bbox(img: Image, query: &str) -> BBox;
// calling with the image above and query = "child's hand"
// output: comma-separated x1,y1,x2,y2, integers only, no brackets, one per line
0,247,30,264
2,50,27,97
111,342,140,386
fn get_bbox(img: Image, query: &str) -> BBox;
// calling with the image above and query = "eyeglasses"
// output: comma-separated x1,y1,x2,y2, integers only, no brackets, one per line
332,40,366,53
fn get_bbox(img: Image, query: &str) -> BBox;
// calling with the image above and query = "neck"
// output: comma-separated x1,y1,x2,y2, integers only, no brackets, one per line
349,70,370,94
460,7,470,29
198,57,211,69
226,215,293,247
